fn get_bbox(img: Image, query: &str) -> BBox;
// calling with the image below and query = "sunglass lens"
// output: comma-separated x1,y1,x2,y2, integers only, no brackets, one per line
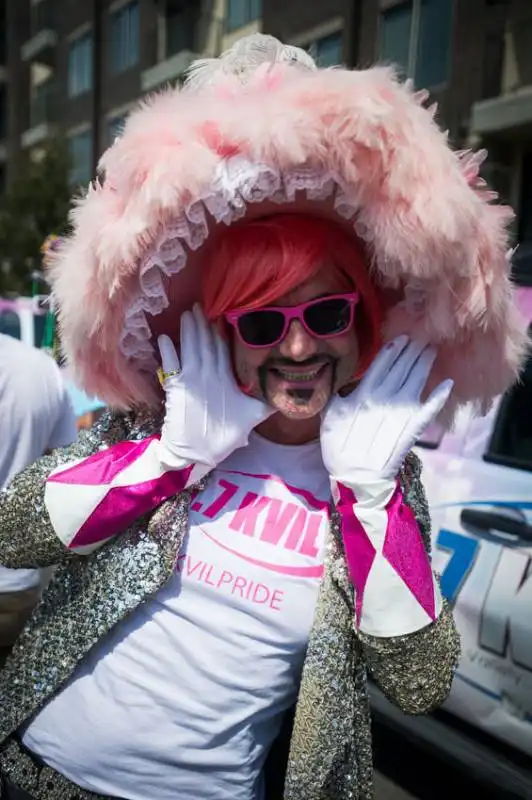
237,309,286,347
304,298,352,337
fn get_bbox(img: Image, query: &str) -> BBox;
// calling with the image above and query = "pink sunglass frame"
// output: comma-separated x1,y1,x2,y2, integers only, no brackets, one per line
224,292,360,349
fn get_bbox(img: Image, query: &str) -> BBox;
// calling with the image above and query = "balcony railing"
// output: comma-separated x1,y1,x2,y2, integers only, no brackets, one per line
142,5,201,92
29,0,55,39
166,6,197,58
481,15,532,100
145,5,198,65
21,0,57,64
0,85,6,139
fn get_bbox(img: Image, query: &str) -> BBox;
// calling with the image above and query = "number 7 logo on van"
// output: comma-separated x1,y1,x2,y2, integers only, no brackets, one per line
435,529,481,604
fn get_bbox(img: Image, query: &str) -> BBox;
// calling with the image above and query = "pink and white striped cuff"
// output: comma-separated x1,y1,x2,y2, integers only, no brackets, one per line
334,480,443,638
44,437,208,554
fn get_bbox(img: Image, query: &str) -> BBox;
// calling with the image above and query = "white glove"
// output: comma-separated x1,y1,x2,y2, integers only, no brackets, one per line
321,336,453,496
321,336,452,637
157,305,272,474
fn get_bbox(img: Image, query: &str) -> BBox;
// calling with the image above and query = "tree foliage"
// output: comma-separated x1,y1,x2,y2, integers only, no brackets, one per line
0,139,72,295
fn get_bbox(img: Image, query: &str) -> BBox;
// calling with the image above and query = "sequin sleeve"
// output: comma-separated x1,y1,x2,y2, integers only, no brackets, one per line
44,436,207,554
0,411,129,569
357,452,461,714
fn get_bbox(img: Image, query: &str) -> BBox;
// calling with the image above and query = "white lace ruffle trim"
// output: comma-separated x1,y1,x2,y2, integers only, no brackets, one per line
122,156,364,373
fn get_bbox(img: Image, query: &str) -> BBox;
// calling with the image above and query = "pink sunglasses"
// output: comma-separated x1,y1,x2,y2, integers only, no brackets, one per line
224,292,359,349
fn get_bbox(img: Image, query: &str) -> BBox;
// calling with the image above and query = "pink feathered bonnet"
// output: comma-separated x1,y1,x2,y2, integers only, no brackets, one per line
47,34,528,420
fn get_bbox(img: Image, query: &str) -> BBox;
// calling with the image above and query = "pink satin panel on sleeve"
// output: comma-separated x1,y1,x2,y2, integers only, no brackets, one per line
336,482,436,625
336,483,376,625
69,465,194,549
382,485,436,619
47,437,158,486
46,436,194,549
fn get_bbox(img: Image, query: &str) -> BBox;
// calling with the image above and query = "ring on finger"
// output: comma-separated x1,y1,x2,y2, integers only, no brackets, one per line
157,367,181,385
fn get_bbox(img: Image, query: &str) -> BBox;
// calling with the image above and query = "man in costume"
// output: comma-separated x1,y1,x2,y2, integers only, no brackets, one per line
0,35,527,800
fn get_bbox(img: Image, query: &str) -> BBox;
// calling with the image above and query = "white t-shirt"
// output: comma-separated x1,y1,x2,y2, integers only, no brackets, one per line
23,433,332,800
0,334,77,591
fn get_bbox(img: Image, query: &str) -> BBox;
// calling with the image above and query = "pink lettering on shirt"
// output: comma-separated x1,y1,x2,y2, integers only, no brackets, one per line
187,559,204,578
197,523,324,579
259,500,299,546
223,469,329,511
229,493,270,537
186,466,329,587
299,513,322,558
284,508,307,552
202,479,239,519
177,555,286,612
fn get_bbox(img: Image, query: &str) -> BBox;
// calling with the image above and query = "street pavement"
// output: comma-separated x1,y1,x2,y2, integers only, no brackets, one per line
375,773,416,799
372,721,503,800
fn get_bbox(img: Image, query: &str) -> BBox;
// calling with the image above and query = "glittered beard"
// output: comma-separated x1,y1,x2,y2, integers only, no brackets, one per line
258,356,339,404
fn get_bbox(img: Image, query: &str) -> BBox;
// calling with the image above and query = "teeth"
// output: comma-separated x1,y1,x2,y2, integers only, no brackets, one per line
276,369,322,381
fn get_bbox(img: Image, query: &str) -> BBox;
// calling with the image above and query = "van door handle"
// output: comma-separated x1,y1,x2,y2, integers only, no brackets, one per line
460,509,532,542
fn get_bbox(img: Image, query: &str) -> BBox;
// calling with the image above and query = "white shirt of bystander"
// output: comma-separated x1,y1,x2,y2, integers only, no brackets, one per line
0,334,78,591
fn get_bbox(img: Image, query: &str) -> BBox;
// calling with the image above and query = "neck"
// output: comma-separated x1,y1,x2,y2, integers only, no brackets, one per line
255,413,320,445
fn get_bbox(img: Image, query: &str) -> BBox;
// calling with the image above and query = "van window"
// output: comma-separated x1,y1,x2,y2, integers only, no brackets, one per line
486,337,532,471
0,310,21,340
417,421,445,449
34,314,46,349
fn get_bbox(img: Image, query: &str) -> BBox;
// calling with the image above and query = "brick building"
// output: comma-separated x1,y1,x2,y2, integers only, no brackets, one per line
262,0,359,69
262,0,532,283
1,0,531,281
471,0,532,283
0,0,7,194
1,0,262,189
263,0,502,146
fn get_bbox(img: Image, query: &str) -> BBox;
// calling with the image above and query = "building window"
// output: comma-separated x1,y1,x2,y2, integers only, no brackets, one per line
107,114,126,145
417,420,445,449
166,2,196,56
68,129,92,186
0,21,6,66
513,151,532,284
109,1,139,74
68,33,93,97
379,0,454,88
518,152,532,243
0,85,6,140
379,4,411,76
307,32,342,67
226,0,261,33
30,78,56,129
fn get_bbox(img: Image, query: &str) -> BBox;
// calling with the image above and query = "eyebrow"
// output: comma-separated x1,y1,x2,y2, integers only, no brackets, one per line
271,292,336,307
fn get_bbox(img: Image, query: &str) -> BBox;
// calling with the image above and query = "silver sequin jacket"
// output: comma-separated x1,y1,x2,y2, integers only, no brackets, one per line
0,410,460,800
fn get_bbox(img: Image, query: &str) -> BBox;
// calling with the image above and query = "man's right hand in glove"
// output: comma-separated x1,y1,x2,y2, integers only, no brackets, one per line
44,306,272,554
158,304,272,473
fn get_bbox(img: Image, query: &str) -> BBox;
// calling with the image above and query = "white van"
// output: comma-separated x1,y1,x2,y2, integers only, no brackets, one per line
371,286,532,798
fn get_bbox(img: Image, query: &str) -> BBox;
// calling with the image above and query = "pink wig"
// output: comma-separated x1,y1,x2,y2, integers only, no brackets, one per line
46,34,528,420
201,214,384,378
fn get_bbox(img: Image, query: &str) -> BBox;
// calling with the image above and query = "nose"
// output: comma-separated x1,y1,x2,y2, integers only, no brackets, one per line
278,320,319,361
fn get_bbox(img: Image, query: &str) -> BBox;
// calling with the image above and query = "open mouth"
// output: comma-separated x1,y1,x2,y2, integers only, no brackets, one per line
269,363,329,383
